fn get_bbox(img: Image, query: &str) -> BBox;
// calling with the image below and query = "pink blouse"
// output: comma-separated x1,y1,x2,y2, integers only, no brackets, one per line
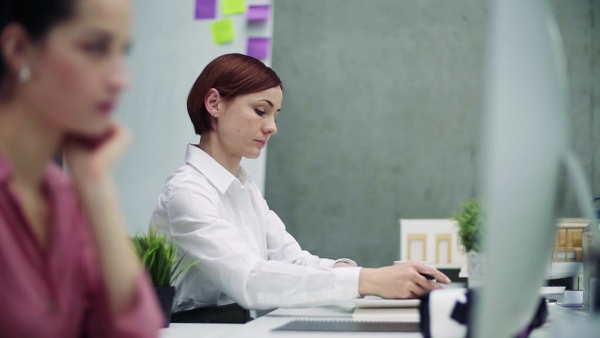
0,155,163,338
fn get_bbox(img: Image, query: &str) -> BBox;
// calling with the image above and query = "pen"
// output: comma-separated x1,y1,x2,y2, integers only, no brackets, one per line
421,273,435,280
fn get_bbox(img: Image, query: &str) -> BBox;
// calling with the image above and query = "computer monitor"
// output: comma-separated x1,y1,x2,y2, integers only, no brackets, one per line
473,0,598,337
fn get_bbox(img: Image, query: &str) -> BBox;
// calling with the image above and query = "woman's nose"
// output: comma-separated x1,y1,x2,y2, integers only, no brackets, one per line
263,117,277,135
108,58,132,93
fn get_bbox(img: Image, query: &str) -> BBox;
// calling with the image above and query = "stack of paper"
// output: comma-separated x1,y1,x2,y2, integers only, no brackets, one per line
352,296,420,322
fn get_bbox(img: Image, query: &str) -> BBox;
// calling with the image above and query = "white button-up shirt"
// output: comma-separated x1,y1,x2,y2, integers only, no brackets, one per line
150,145,361,311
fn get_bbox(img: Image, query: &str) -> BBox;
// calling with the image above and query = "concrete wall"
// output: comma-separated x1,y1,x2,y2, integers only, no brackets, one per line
592,0,600,201
265,0,599,267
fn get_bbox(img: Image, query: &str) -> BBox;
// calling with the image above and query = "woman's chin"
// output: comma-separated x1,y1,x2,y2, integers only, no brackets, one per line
71,123,112,138
64,125,115,149
244,151,261,160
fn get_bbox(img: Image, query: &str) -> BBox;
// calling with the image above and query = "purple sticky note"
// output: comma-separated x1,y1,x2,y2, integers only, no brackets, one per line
246,5,270,21
247,37,270,59
195,0,216,19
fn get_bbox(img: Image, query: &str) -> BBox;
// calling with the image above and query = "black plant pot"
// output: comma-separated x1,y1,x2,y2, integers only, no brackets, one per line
154,286,175,327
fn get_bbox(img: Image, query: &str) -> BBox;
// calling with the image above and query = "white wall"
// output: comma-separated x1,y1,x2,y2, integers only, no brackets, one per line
115,0,274,234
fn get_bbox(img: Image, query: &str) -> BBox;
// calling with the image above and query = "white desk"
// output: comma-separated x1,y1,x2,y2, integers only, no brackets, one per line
160,302,593,338
160,323,240,338
220,301,420,338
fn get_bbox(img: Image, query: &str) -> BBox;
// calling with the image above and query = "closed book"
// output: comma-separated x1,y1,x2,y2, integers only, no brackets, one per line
352,307,420,322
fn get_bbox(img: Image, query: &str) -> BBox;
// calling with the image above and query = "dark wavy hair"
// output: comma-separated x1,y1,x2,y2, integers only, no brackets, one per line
0,0,76,93
187,53,283,135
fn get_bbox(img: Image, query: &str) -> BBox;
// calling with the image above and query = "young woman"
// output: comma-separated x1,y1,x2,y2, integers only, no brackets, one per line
150,53,450,323
0,0,162,336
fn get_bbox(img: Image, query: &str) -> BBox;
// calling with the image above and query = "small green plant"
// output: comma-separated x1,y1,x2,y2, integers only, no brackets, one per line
453,199,483,253
132,228,199,287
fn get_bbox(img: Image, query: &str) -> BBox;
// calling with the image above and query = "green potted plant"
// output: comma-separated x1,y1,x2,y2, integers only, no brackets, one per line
132,228,199,327
452,198,485,286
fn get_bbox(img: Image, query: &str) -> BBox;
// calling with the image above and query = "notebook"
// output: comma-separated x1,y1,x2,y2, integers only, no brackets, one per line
353,296,420,308
273,296,422,333
352,307,420,321
352,296,421,322
272,318,420,332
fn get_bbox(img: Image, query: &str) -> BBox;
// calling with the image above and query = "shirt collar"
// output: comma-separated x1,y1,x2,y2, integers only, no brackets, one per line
185,144,253,194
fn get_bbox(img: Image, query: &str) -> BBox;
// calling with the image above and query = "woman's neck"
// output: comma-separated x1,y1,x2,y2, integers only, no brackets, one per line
198,135,241,176
0,99,62,189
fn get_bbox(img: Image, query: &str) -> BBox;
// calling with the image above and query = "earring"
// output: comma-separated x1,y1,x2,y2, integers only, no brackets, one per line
214,113,219,118
18,66,31,83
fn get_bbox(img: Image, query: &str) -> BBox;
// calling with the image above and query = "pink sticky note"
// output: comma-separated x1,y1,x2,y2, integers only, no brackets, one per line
247,37,270,59
195,0,216,19
246,5,270,21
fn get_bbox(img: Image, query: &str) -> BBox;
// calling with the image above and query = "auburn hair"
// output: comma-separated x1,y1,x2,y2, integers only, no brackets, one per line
187,53,282,135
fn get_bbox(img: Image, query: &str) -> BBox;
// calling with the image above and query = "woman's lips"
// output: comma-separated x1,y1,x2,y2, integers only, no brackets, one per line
255,140,266,148
97,102,115,115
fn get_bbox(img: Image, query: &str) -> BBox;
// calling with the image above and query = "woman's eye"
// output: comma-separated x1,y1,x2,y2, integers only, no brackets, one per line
122,43,132,56
82,41,110,57
254,108,266,116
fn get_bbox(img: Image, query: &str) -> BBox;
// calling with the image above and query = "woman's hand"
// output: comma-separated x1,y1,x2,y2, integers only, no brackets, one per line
358,261,451,299
64,120,131,185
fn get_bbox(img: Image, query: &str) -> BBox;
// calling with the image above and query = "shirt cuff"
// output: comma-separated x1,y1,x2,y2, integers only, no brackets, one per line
334,258,358,267
335,266,362,299
110,272,164,337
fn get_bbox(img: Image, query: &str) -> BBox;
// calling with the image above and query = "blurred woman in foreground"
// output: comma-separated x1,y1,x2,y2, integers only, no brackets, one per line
0,0,162,336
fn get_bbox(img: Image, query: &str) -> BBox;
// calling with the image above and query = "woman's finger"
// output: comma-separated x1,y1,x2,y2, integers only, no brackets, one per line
408,281,428,297
414,263,452,284
96,121,131,159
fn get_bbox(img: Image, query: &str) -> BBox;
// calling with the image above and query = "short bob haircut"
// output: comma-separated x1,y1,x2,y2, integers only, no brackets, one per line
187,53,282,135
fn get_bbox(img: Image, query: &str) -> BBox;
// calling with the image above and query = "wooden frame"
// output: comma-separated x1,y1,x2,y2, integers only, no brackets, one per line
407,234,427,262
435,234,452,264
399,219,466,268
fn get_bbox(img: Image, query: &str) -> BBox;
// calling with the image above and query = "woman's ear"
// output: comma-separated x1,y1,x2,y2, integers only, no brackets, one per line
204,88,222,117
0,24,33,77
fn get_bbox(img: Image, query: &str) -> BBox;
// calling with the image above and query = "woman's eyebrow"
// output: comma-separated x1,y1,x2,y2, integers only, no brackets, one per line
80,28,132,47
256,99,274,108
81,27,112,38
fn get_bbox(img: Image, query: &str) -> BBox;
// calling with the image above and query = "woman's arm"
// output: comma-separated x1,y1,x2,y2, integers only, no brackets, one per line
257,188,451,299
161,180,361,310
64,122,145,316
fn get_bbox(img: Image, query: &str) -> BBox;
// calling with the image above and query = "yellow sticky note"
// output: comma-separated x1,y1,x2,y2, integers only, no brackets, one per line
222,0,246,16
210,18,235,44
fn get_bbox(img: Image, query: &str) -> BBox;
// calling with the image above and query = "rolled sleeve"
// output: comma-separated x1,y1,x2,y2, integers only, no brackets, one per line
335,258,358,266
335,266,362,299
86,272,162,338
108,273,164,338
